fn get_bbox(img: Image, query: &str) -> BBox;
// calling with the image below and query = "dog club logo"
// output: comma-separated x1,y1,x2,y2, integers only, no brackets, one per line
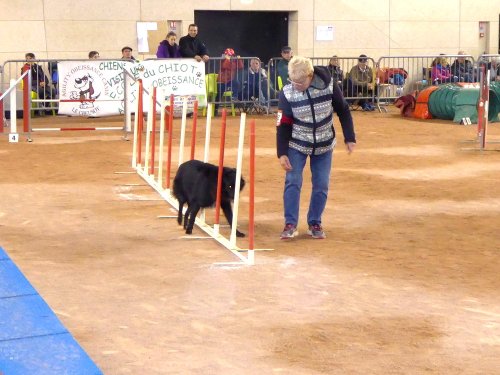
70,74,101,109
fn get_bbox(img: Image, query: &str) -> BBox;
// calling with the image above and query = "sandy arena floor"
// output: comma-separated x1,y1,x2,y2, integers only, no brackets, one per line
1,108,499,374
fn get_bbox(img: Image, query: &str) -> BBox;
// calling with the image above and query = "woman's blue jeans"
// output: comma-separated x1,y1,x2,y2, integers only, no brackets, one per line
283,148,333,227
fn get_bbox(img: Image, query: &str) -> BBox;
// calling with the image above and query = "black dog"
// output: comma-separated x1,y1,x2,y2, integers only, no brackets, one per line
172,160,245,237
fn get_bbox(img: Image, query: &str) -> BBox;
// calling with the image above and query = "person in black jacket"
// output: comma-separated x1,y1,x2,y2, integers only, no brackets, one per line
22,52,55,114
179,24,209,62
450,51,475,82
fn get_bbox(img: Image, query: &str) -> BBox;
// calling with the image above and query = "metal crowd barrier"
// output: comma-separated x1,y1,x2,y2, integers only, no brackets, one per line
267,56,378,112
203,56,269,115
2,54,497,120
374,54,478,110
477,54,500,83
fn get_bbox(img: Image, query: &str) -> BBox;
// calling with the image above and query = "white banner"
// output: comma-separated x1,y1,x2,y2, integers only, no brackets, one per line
58,59,206,116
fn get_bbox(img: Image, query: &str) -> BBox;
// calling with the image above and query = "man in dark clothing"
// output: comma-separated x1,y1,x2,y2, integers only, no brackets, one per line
276,56,356,240
22,52,55,114
179,24,209,62
121,46,137,61
450,51,475,82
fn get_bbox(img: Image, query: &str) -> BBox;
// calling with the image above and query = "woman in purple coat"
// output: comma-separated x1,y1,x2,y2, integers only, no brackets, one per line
156,31,182,58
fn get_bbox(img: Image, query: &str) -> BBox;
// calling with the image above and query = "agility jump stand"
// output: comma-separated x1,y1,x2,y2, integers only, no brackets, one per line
462,62,500,152
476,63,490,151
0,68,31,142
131,84,257,265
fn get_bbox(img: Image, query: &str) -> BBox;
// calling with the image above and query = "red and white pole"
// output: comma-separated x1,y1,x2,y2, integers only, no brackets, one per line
165,95,174,189
136,79,144,166
22,65,30,133
477,62,490,150
149,86,157,176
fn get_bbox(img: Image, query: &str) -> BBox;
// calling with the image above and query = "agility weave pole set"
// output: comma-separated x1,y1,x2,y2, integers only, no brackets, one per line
130,79,258,265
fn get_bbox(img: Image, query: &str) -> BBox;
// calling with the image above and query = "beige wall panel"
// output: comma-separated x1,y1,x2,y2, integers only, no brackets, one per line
312,48,391,59
390,0,459,21
228,0,308,17
487,25,499,54
0,0,43,20
46,51,105,60
326,21,389,50
288,20,299,55
389,47,456,56
460,0,500,21
315,0,389,21
299,48,314,58
141,0,229,20
390,22,459,50
43,0,140,20
0,21,46,54
296,20,314,56
45,21,137,54
459,22,485,56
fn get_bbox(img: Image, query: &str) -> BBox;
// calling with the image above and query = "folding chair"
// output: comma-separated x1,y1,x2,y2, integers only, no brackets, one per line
202,73,235,117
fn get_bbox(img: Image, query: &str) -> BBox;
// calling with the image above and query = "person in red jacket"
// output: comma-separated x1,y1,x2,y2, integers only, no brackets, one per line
215,48,243,115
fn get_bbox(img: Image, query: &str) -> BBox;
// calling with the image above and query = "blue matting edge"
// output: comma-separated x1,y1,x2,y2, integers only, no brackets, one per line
0,246,103,374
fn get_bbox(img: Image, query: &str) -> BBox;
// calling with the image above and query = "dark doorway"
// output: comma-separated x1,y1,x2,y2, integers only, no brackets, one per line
194,11,289,65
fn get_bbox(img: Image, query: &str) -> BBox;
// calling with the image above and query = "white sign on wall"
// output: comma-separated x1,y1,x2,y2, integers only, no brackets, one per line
316,25,334,41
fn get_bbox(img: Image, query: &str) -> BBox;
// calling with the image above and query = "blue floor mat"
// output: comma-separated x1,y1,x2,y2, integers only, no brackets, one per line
0,246,102,374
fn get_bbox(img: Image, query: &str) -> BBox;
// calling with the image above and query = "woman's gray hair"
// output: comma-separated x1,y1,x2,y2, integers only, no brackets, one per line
288,56,313,81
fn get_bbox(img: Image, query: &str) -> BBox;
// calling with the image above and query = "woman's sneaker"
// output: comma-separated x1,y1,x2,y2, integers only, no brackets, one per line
280,224,298,240
307,224,326,239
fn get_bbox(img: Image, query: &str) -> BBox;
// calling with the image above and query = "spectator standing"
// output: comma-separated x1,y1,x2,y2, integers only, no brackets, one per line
156,31,182,58
88,51,100,59
276,56,356,240
274,46,293,89
121,46,137,61
450,51,474,82
347,54,375,111
179,24,209,62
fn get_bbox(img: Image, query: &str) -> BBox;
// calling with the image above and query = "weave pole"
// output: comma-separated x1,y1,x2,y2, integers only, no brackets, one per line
229,112,246,247
190,101,199,160
157,101,168,187
248,119,256,264
203,103,213,162
143,85,155,174
165,95,174,189
149,87,157,176
136,80,144,166
213,109,228,236
178,98,188,166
